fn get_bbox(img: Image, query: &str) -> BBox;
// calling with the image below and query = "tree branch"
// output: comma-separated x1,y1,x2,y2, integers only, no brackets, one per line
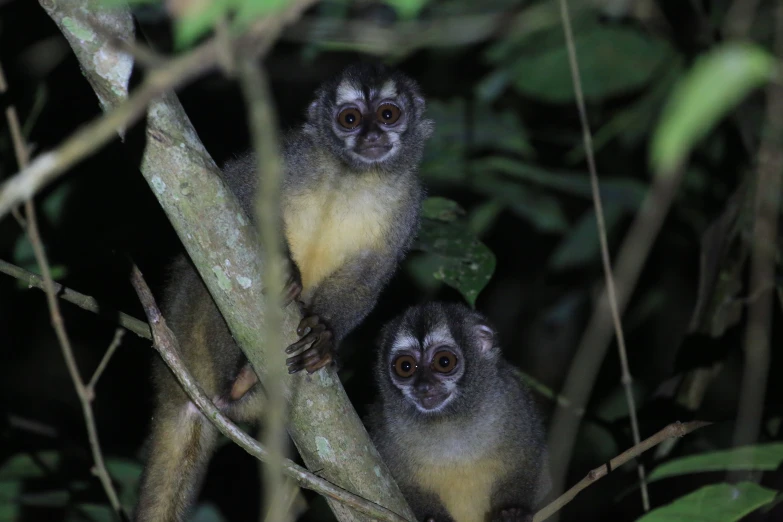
237,55,289,522
729,2,783,474
129,264,410,522
0,258,152,340
533,421,712,522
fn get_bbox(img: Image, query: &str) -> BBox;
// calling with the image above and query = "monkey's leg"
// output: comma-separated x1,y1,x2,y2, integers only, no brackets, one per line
135,403,220,522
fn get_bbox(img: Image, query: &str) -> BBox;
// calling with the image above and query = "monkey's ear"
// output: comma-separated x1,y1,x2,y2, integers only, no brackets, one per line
307,100,319,121
476,323,496,356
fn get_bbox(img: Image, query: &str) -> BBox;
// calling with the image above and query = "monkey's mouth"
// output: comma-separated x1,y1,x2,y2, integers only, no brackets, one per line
413,392,452,412
355,144,393,160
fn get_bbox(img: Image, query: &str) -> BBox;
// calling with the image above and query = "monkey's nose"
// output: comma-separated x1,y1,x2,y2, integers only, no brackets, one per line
364,131,381,143
413,380,438,397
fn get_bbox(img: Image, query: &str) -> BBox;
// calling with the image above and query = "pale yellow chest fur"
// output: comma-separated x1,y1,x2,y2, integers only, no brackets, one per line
282,174,398,291
413,457,508,522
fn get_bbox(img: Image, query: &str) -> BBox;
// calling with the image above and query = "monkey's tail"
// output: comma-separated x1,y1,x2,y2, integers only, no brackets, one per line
134,406,219,522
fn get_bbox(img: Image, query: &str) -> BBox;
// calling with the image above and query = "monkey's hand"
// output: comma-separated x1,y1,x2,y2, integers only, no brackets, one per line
491,507,532,522
284,314,335,374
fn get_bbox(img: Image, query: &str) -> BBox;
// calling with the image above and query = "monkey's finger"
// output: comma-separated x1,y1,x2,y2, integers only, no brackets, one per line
282,279,303,307
285,335,330,368
286,350,322,373
284,324,327,355
305,352,333,374
296,315,322,336
286,333,333,372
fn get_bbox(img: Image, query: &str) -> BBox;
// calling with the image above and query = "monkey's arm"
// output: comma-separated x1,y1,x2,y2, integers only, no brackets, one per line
285,248,400,373
489,374,551,522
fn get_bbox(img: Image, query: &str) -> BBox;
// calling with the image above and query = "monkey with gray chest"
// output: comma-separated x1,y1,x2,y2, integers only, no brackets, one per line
134,63,433,522
367,302,551,522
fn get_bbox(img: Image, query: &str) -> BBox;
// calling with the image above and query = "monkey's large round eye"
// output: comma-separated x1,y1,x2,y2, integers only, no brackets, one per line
393,355,417,378
337,108,362,129
431,351,457,373
376,103,401,125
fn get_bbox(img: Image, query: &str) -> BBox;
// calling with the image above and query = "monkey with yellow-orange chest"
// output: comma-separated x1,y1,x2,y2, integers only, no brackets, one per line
134,63,433,522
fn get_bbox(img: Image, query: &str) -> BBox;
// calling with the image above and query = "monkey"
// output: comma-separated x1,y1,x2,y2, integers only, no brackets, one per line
133,63,434,522
365,302,551,522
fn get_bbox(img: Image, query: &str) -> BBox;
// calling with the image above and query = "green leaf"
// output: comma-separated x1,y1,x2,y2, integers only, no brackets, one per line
648,443,783,482
12,233,68,283
651,43,776,175
66,503,115,522
488,20,673,103
174,1,233,48
412,207,496,306
549,204,624,270
635,482,776,522
234,0,290,31
420,99,534,182
468,199,504,236
192,503,228,522
0,503,20,522
472,104,534,156
382,0,428,18
41,184,72,226
105,458,142,487
20,489,69,507
473,157,646,208
422,197,465,222
420,100,467,184
0,452,60,480
106,458,143,513
0,481,21,502
471,174,568,233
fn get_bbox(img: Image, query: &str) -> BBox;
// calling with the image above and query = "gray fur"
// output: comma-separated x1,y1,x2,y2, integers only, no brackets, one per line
135,63,432,521
366,303,551,522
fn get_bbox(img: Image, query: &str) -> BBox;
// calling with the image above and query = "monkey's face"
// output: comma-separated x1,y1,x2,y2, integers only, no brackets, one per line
330,81,409,166
378,302,500,416
388,333,464,414
306,63,433,171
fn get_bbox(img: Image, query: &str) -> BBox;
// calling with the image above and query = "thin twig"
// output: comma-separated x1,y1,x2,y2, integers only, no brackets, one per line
128,264,411,522
87,328,126,395
0,1,317,221
2,56,124,517
237,57,290,522
729,2,783,477
533,421,711,522
25,181,118,507
557,0,649,512
0,258,151,339
547,170,686,500
0,62,28,228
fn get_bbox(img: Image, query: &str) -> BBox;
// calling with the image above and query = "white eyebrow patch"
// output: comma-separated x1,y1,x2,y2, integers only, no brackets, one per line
378,80,398,100
336,80,363,106
423,324,454,348
390,332,420,354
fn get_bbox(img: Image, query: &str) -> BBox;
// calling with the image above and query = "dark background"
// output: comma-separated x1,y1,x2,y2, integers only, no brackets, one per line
1,0,781,521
